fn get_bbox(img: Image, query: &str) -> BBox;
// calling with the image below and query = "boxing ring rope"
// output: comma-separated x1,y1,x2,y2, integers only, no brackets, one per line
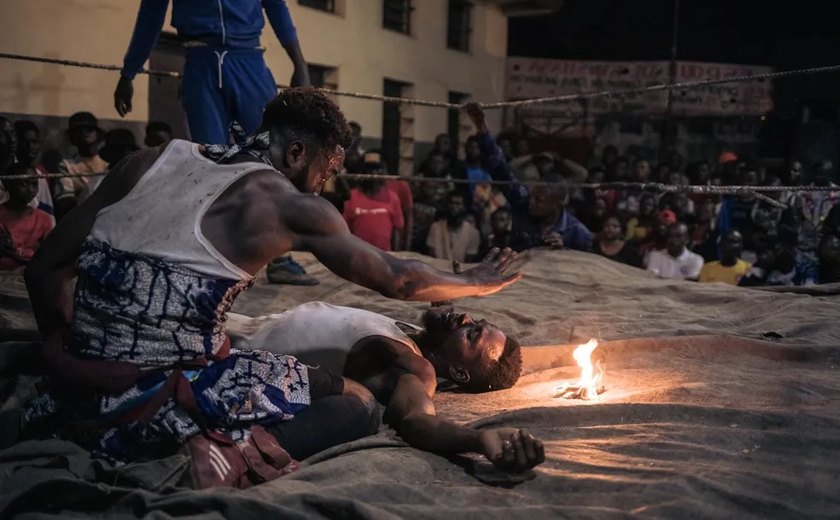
2,51,840,109
2,169,834,209
3,51,840,209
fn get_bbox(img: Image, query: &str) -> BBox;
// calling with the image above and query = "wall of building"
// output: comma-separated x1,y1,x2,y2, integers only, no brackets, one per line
0,0,153,123
0,1,508,166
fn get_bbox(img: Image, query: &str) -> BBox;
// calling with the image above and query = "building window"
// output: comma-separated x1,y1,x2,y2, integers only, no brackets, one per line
447,0,472,52
298,0,335,12
383,0,413,35
448,91,470,153
383,79,414,175
307,64,338,91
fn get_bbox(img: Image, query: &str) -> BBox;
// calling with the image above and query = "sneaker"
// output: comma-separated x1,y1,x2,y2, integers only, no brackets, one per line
266,256,319,286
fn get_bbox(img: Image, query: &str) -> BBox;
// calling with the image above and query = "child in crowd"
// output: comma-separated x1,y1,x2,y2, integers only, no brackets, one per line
0,165,54,270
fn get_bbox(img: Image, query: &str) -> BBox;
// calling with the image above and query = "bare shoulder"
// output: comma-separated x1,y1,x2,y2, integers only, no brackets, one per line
348,336,437,391
93,147,167,204
281,188,347,236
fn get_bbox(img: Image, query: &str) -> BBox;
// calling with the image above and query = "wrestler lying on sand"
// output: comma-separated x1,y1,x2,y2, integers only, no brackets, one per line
19,88,524,468
227,302,545,473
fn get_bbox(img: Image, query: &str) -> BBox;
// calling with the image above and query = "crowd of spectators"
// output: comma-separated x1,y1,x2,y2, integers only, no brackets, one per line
331,105,840,288
2,106,838,288
0,113,166,271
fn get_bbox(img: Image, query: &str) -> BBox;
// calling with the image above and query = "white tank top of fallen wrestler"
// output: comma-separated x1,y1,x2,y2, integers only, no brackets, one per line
226,302,423,374
60,140,315,450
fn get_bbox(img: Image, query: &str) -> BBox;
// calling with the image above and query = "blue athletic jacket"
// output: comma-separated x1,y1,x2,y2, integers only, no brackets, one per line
121,0,298,79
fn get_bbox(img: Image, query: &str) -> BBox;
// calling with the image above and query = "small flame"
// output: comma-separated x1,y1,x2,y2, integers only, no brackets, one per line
573,339,599,395
553,339,605,400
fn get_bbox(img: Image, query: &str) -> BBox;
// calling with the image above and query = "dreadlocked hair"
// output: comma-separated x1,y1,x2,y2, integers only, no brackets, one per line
461,336,523,393
261,87,352,156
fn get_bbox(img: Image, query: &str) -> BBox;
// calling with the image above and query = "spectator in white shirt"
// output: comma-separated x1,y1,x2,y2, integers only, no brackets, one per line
646,222,704,280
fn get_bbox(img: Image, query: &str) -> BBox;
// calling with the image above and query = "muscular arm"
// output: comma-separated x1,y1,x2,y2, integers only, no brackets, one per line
387,370,482,456
384,364,544,472
287,195,521,301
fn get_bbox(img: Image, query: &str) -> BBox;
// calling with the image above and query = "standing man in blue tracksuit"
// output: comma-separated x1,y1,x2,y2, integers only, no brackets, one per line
113,0,318,285
114,0,310,143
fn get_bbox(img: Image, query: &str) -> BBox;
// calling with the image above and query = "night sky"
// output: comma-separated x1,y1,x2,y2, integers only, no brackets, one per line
508,0,840,67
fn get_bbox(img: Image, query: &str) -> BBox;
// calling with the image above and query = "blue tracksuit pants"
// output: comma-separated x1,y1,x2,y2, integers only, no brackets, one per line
181,47,277,144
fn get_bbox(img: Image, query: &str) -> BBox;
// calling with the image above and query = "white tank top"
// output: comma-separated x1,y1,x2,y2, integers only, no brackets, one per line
89,139,268,280
226,302,422,374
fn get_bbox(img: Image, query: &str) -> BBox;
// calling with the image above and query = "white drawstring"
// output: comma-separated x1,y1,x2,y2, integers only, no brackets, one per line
213,50,228,90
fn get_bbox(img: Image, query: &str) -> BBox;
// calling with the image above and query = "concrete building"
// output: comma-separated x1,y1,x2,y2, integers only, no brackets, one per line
0,0,524,174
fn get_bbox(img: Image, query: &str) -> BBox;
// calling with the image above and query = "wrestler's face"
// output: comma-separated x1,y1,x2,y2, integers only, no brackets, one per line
422,308,506,375
288,144,345,194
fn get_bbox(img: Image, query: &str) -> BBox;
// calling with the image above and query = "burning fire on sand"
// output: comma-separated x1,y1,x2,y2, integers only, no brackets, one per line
553,339,606,400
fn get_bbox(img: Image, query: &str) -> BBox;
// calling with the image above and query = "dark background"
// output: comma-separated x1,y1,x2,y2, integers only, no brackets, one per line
508,0,840,67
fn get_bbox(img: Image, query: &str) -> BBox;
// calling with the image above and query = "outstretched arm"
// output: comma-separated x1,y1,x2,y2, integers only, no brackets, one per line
386,369,544,472
289,196,522,301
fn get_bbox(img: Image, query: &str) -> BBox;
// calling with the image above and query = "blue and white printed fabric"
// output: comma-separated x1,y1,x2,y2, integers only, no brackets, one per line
27,238,311,463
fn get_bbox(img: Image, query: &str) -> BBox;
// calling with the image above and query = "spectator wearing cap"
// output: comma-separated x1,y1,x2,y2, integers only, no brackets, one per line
646,222,704,281
639,209,677,263
342,150,404,251
55,112,108,218
718,151,740,185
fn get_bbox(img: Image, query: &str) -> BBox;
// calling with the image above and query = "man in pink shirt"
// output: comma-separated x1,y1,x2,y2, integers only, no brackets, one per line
343,151,404,251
